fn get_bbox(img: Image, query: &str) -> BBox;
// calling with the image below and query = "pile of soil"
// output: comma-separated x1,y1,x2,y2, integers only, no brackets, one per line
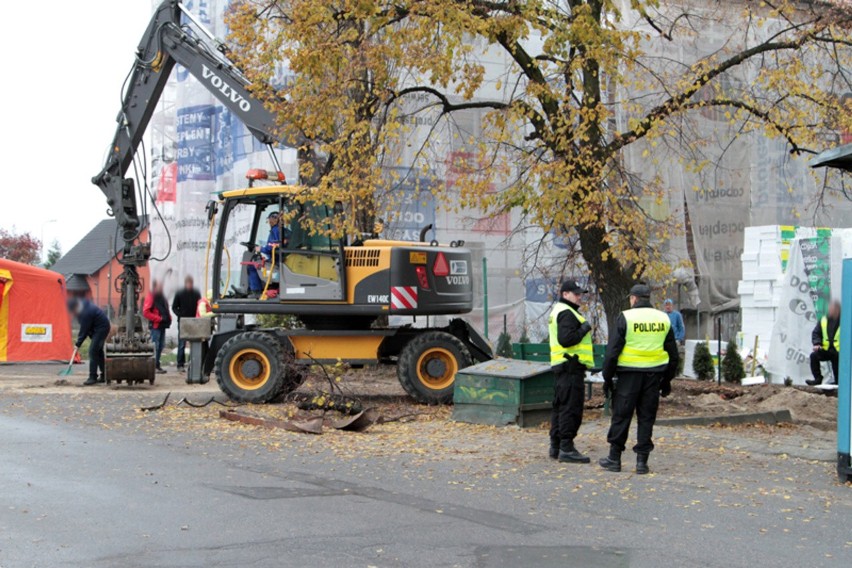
738,387,837,426
656,380,837,429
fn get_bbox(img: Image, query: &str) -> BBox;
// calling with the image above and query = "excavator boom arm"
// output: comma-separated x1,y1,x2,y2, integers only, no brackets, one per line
91,0,281,384
93,0,277,203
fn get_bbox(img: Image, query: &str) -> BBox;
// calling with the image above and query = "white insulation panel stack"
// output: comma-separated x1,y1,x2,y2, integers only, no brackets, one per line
738,226,786,357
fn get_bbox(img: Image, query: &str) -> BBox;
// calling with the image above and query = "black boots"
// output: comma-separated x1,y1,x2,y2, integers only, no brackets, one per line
552,440,590,463
558,444,591,464
598,447,622,472
598,449,650,473
549,442,560,460
83,375,106,386
636,453,650,475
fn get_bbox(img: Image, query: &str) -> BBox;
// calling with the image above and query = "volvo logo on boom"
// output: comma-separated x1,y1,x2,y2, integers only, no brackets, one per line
200,64,251,113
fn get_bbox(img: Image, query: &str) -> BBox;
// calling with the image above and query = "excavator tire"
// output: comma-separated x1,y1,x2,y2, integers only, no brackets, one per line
397,331,472,405
215,331,285,403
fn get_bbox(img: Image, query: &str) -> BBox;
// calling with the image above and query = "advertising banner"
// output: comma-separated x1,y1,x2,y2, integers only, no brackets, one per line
767,237,833,383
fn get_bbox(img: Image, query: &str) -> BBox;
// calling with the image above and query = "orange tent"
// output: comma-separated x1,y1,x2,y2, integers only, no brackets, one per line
0,259,73,362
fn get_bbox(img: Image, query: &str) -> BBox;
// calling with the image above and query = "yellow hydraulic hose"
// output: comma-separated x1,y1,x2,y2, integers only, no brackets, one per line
222,245,231,296
260,246,276,301
203,209,217,296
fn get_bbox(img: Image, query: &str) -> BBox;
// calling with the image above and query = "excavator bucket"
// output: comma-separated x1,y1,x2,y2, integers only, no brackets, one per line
105,350,156,385
104,319,156,386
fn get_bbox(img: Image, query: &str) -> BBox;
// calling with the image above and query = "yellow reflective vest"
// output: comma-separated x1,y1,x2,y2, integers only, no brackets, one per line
821,316,840,351
549,302,594,367
617,307,671,370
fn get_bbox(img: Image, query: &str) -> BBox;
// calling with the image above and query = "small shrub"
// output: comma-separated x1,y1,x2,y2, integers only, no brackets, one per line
495,330,514,358
257,313,301,329
518,328,530,344
721,339,745,383
693,341,715,381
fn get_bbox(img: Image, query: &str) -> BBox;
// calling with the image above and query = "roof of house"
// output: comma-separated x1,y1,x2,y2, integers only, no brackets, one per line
64,274,91,292
51,216,149,278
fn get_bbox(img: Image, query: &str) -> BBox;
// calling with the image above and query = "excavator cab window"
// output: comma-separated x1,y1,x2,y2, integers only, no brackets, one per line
277,200,345,301
213,193,345,302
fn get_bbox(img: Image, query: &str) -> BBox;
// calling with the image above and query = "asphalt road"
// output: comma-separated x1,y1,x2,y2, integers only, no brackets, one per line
0,371,849,567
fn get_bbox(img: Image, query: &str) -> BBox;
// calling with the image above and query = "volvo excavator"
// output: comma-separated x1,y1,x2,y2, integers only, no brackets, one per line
94,0,491,404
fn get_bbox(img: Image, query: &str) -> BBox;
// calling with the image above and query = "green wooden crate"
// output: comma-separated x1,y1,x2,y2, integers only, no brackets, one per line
452,359,555,427
512,342,606,371
511,343,549,362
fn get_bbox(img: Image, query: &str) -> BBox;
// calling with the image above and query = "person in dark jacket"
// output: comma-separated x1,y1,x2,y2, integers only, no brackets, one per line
548,279,595,463
143,280,172,373
808,300,841,386
599,284,679,474
171,276,201,371
67,297,111,386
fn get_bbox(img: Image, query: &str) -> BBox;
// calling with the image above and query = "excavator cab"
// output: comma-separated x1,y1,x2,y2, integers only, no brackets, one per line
212,187,347,306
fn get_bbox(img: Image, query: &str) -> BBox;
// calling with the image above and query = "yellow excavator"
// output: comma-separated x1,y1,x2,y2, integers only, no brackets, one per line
94,0,491,404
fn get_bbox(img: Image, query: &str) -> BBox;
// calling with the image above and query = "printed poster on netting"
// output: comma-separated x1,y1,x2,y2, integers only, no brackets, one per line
767,234,832,384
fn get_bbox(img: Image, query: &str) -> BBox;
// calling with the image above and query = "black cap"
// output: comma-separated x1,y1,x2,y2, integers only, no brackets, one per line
560,280,588,295
628,284,651,298
267,211,279,219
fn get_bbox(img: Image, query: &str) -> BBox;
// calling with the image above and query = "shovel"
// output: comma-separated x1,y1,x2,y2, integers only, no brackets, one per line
58,347,78,376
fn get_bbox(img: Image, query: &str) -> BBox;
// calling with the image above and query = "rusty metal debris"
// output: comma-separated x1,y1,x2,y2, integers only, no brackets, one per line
219,409,324,434
330,408,380,432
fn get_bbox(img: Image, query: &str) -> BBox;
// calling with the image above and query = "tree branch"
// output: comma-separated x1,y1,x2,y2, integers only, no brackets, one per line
609,33,818,153
680,98,817,155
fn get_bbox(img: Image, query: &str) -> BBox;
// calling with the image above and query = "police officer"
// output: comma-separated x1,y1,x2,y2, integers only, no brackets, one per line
807,300,841,386
548,280,595,463
599,284,679,474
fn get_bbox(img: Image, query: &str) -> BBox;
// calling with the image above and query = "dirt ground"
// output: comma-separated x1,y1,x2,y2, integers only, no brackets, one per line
0,363,842,477
0,363,838,428
0,361,838,439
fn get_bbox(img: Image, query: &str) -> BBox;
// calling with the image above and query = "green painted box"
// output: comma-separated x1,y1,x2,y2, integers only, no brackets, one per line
452,359,555,427
512,342,606,371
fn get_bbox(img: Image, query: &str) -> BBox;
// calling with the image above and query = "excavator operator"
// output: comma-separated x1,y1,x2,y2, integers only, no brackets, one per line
247,211,290,294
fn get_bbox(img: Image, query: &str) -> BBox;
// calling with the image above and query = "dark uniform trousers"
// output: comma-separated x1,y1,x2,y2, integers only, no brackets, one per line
810,349,839,384
606,371,662,454
88,326,109,380
550,359,586,450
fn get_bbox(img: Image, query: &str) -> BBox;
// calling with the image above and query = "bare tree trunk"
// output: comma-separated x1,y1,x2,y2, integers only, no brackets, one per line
577,225,635,331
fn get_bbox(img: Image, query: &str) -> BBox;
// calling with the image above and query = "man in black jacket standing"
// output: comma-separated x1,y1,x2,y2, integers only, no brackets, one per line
599,284,679,474
172,276,201,371
67,297,111,386
548,280,595,463
808,300,841,386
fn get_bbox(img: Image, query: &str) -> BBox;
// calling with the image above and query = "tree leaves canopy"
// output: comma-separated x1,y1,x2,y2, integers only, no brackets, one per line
228,0,852,322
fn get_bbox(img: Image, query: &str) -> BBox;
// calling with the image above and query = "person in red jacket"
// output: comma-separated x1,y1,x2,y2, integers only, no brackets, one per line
143,279,172,373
